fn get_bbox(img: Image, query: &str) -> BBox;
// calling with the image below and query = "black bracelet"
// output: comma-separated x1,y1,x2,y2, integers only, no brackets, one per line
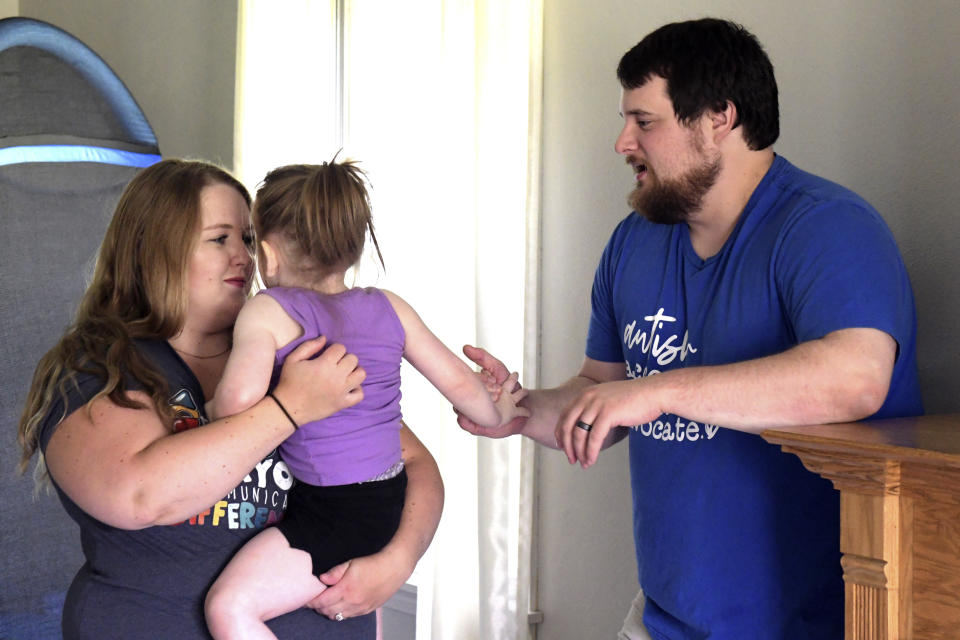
266,391,299,430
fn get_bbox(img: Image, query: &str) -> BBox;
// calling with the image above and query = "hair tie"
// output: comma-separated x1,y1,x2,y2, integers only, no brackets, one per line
266,391,299,430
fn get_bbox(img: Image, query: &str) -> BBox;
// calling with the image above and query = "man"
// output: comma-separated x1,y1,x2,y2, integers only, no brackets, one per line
460,18,922,640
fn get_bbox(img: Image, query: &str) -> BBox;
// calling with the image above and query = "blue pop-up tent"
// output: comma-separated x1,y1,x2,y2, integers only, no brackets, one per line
0,17,160,638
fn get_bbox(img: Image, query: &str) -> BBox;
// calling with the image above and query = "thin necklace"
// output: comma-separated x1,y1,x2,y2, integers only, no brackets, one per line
172,344,232,360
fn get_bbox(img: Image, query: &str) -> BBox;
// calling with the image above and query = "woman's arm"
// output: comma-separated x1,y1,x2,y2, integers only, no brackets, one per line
383,290,527,428
309,423,444,619
44,338,365,529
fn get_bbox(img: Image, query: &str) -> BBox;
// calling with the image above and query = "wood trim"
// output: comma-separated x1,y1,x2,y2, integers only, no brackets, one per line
762,415,960,639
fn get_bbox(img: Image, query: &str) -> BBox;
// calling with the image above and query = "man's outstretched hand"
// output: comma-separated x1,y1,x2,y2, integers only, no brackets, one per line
456,345,529,438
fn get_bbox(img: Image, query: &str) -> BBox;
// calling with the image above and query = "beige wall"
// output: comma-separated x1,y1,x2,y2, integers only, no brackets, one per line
17,0,237,167
0,1,19,18
538,0,960,638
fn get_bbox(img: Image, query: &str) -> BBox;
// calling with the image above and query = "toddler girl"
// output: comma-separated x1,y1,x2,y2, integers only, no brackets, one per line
203,159,526,639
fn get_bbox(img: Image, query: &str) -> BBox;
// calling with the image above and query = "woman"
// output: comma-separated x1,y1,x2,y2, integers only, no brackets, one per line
17,159,443,639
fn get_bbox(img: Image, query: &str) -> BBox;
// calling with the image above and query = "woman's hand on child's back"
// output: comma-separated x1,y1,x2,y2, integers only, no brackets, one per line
272,337,366,425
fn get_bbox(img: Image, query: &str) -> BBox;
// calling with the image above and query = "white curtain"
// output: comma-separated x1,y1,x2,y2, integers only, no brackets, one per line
236,2,543,638
234,0,340,190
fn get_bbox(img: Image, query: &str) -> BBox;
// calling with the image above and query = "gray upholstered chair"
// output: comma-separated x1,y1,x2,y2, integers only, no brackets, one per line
0,17,160,638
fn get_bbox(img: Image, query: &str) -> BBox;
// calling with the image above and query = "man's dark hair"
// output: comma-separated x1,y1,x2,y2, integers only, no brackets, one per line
617,18,779,150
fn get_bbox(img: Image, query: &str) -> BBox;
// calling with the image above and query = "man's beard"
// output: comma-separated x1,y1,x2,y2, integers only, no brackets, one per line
628,153,721,225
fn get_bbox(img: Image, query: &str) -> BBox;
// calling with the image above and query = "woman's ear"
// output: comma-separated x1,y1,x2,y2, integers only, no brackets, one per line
260,239,280,279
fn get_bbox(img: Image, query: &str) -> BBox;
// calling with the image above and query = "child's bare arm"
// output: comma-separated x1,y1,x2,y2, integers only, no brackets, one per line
207,295,283,419
383,290,528,428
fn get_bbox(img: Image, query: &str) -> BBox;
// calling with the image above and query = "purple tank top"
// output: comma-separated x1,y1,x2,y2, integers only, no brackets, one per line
262,286,404,486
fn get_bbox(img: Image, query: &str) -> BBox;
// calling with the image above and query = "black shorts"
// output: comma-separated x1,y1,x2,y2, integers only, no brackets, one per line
275,470,407,577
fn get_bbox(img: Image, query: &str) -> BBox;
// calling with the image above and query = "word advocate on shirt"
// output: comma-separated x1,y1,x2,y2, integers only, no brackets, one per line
622,307,719,443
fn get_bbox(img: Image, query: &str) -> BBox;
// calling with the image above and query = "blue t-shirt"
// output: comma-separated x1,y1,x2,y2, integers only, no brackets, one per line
586,155,922,639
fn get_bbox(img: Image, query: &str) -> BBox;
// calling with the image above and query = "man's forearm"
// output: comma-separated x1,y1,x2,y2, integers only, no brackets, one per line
555,329,897,468
649,328,895,433
517,383,582,448
520,376,625,448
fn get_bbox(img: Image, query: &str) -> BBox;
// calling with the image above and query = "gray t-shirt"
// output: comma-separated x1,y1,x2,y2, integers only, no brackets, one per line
38,339,374,639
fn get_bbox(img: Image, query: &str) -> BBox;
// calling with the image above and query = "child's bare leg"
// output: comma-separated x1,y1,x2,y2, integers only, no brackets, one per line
205,527,326,640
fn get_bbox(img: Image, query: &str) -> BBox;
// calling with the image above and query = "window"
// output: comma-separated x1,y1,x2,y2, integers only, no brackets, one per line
236,2,542,637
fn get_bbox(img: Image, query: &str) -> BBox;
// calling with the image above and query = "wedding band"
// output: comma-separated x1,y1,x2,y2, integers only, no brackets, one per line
335,612,344,622
575,420,593,432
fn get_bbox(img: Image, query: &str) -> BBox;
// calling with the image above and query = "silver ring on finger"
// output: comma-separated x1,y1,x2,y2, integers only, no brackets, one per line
575,420,593,432
335,612,344,622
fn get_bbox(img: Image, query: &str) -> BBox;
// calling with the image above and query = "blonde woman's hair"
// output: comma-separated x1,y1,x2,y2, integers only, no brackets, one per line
252,158,384,277
18,159,251,478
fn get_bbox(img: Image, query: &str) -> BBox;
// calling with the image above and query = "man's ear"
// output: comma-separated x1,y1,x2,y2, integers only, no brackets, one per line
709,100,738,144
260,239,280,279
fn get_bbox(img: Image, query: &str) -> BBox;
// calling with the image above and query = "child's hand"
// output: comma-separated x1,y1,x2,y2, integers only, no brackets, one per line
493,372,530,424
481,369,502,401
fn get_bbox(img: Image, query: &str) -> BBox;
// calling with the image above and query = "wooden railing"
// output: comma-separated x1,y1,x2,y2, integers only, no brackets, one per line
763,414,960,640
